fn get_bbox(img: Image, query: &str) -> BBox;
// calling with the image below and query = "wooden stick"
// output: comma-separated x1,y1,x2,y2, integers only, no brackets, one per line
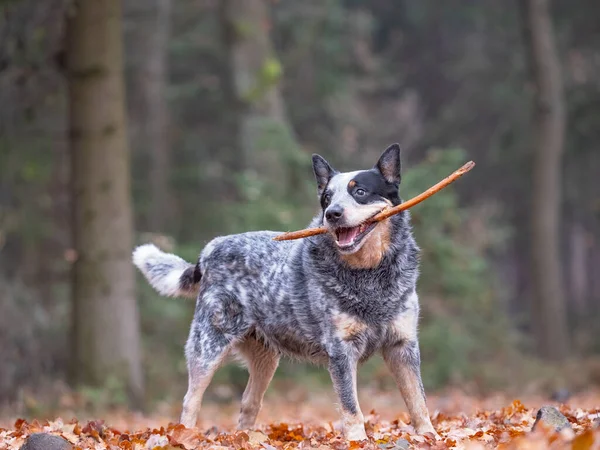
273,160,475,241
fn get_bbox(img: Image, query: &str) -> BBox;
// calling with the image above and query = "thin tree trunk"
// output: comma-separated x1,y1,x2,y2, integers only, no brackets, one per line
521,0,569,360
217,0,245,197
66,0,144,406
220,0,300,191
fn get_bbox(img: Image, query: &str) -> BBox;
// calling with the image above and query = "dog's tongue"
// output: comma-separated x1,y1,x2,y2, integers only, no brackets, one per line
337,226,360,246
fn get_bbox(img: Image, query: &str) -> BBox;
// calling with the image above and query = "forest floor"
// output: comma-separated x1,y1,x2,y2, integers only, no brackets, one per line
1,387,599,449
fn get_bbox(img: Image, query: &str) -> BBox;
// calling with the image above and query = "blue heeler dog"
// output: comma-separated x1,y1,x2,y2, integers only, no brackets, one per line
133,144,437,440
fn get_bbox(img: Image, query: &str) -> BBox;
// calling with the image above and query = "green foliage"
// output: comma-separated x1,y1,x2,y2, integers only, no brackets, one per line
78,375,129,412
226,171,311,233
402,149,516,390
0,136,56,247
242,57,283,103
419,317,477,388
226,116,314,233
0,278,66,401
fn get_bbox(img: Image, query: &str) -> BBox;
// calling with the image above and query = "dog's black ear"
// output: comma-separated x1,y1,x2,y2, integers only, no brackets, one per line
312,154,336,195
375,143,401,185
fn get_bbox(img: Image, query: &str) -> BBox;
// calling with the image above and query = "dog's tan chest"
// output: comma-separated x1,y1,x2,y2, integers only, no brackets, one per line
332,300,418,345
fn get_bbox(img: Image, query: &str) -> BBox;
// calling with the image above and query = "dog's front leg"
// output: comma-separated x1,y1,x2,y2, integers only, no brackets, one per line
382,341,437,437
328,352,367,441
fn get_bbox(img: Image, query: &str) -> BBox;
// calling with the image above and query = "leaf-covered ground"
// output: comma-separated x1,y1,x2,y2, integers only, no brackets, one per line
1,388,599,449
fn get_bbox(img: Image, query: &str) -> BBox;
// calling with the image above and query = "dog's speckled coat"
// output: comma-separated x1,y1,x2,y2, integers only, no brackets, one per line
133,144,437,441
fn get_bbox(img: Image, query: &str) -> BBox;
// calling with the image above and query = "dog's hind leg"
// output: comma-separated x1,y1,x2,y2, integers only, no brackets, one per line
180,339,230,429
235,337,279,430
382,341,437,437
180,292,248,428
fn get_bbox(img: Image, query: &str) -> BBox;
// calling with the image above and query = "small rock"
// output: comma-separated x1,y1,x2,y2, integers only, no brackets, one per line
19,433,72,450
532,405,572,432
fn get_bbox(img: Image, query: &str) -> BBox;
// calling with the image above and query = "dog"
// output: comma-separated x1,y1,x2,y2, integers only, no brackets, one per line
132,144,437,441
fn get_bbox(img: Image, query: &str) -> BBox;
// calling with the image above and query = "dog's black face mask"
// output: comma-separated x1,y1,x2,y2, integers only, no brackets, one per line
311,144,402,253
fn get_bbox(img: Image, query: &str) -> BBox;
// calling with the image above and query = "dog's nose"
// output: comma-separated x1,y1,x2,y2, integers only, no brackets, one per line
325,205,344,223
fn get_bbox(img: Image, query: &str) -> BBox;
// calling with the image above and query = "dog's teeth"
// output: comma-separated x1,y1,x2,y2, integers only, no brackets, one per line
359,224,365,233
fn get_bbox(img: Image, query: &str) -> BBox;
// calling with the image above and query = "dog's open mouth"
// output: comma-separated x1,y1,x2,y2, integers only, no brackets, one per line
334,222,378,251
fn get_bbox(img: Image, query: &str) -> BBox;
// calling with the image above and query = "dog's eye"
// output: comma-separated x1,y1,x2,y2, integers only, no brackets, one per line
355,189,366,196
323,193,332,206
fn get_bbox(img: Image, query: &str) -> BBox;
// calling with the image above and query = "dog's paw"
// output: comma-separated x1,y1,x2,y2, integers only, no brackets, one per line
414,424,440,440
345,423,368,441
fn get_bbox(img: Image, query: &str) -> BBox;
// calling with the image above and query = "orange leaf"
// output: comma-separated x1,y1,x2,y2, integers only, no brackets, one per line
572,430,595,450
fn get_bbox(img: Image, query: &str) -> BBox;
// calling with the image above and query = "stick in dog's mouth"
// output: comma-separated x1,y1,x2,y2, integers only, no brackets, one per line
273,160,475,242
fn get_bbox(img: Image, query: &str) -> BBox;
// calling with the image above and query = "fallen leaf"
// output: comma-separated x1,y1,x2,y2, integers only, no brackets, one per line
572,429,595,450
248,431,268,445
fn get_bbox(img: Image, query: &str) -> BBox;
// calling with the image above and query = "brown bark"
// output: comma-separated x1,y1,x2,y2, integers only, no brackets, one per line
274,161,475,241
522,0,570,359
66,0,144,405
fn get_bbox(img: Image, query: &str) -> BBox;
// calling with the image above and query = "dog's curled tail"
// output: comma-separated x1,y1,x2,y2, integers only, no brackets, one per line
132,244,201,299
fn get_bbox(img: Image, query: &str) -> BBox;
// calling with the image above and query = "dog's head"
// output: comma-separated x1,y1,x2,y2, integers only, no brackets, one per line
312,144,401,258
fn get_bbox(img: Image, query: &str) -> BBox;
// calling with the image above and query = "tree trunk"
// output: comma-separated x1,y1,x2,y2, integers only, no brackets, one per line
220,0,301,192
521,0,569,360
66,0,144,406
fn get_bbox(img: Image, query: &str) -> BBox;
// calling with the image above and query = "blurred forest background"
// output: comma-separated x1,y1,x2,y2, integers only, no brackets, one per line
1,0,599,417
